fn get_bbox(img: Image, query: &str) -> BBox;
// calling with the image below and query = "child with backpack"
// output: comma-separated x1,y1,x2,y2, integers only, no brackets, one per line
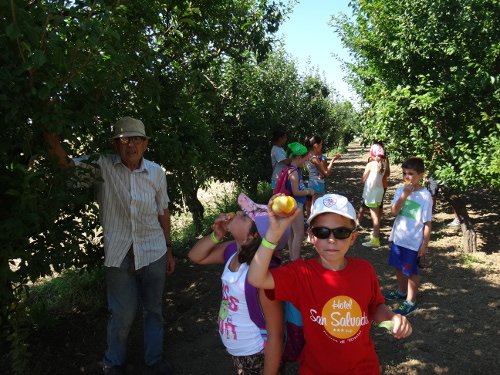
188,193,289,374
273,142,315,260
248,193,413,374
303,135,342,219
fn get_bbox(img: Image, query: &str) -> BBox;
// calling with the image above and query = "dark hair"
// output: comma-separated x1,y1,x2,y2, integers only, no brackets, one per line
402,157,425,173
272,129,287,143
238,220,261,265
304,135,323,150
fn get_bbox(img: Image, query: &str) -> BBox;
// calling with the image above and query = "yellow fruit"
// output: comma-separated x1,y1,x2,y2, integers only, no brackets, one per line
271,196,297,217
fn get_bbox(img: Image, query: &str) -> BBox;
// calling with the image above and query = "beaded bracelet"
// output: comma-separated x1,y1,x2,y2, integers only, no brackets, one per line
261,238,277,250
210,231,222,244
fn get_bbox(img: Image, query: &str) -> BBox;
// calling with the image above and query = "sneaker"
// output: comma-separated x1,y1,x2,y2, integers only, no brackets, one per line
447,218,461,227
362,237,380,247
393,301,417,316
384,290,407,301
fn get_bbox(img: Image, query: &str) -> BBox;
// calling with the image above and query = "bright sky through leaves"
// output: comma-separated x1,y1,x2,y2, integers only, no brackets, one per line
277,0,357,102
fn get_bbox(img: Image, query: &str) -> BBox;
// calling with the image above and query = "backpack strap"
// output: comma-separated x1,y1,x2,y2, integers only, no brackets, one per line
273,166,298,196
223,242,238,263
245,256,282,342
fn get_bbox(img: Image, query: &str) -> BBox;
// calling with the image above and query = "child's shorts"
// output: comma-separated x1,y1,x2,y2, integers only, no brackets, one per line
308,179,325,193
388,242,419,276
361,188,387,209
231,352,264,375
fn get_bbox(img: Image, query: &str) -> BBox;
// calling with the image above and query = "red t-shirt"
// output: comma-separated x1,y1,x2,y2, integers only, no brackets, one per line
269,257,385,375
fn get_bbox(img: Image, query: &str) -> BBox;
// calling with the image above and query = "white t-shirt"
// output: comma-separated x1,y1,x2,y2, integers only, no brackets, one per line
271,145,287,182
389,186,433,251
219,254,263,356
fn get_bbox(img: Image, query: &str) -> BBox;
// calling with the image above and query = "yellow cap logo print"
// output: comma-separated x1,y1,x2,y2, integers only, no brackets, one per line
321,296,369,339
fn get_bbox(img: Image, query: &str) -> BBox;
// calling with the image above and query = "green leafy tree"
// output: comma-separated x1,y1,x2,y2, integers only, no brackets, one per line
1,0,289,371
207,49,359,194
334,0,499,252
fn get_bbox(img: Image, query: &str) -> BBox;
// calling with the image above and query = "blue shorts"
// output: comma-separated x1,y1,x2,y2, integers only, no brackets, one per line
388,242,419,276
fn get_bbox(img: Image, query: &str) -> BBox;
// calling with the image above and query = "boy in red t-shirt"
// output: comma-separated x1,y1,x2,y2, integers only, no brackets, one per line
249,193,412,374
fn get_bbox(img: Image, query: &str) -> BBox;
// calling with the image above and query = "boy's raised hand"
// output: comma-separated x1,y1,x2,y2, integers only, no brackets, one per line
266,194,300,242
402,183,416,196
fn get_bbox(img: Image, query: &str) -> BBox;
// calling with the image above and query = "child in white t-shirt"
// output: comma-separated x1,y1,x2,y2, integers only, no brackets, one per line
270,129,291,188
385,157,433,316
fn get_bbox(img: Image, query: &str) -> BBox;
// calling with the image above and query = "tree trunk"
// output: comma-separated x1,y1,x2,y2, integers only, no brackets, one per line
184,188,205,235
441,188,477,253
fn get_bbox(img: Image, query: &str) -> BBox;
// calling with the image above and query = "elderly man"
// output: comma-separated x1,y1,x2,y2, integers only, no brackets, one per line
45,117,175,375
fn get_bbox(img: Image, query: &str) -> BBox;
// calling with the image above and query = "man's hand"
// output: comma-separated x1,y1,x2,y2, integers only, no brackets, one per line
43,132,73,168
166,250,175,274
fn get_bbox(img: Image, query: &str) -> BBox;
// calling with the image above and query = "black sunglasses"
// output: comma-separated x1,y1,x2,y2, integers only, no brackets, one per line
311,226,355,240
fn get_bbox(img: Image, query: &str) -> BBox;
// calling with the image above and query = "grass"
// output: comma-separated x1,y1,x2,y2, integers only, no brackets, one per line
26,267,105,331
462,254,486,267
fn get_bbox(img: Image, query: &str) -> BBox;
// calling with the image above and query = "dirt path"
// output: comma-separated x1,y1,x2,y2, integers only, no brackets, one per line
31,144,499,374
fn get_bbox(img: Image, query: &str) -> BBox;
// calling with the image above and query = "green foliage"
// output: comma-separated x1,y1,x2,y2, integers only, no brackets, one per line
1,267,105,374
208,49,359,193
1,0,291,370
27,267,105,329
334,0,500,190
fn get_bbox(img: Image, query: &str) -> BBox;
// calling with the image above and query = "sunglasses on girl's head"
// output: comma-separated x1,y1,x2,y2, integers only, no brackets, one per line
311,226,355,240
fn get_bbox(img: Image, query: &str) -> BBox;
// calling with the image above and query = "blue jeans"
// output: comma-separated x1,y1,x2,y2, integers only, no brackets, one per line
103,254,166,367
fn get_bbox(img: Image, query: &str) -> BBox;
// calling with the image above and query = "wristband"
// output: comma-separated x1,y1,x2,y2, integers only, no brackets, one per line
261,238,277,250
210,231,222,244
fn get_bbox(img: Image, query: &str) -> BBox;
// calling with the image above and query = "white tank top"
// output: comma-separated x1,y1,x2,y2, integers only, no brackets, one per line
306,155,325,183
363,160,386,204
218,254,264,356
